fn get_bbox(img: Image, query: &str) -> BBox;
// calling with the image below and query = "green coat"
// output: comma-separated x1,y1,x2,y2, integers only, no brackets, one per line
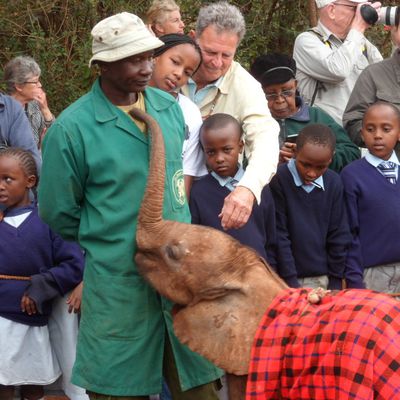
38,79,222,395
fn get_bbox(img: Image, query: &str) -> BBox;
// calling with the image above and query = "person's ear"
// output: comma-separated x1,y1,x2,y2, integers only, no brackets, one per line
26,175,37,189
328,3,336,17
238,138,244,154
189,29,196,40
154,23,165,36
97,62,108,74
294,79,298,90
14,83,24,94
361,128,366,144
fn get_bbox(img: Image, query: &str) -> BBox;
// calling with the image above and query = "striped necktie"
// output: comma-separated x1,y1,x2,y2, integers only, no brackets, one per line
377,161,397,184
225,178,238,191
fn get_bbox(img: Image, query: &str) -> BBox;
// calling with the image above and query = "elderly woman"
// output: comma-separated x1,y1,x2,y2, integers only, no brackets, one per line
146,0,185,37
250,52,360,172
4,56,54,148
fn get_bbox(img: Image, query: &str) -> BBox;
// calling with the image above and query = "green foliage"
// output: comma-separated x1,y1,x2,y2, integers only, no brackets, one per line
0,0,394,114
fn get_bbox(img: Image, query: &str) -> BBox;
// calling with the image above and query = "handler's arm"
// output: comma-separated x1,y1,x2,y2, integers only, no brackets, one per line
38,122,85,242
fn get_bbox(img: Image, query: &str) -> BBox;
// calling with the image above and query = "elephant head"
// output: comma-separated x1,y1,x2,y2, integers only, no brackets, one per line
131,108,287,375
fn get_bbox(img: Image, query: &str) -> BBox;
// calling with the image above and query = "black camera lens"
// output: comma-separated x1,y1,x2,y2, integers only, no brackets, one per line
360,4,379,25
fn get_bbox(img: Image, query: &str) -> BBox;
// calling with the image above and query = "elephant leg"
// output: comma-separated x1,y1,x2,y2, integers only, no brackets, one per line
226,373,247,400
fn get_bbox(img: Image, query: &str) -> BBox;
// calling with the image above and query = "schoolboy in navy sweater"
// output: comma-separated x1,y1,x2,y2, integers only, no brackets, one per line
189,113,277,265
341,102,400,291
269,124,351,289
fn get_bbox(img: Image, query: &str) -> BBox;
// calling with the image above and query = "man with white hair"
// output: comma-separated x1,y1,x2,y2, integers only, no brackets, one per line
293,0,382,125
38,12,222,400
182,1,279,231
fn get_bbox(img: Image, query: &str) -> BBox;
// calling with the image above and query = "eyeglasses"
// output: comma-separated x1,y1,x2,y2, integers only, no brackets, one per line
265,89,295,101
334,2,357,10
23,80,40,85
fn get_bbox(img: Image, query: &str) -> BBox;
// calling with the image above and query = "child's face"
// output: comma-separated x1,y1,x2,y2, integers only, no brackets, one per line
201,123,243,177
0,156,36,209
295,142,333,185
361,104,400,160
150,44,201,93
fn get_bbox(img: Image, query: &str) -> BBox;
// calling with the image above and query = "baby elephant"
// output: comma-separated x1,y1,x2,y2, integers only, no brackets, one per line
132,107,400,400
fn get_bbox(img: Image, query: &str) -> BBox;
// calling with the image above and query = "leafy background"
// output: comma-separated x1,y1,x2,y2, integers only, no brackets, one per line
0,0,393,114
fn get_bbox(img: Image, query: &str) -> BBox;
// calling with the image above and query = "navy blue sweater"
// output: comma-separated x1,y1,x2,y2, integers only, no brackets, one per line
341,158,400,288
0,206,84,326
189,174,277,266
269,164,351,289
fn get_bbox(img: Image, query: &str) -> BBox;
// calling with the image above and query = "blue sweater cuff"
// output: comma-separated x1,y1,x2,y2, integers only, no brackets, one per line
285,276,301,288
328,276,343,290
345,279,366,289
25,272,62,314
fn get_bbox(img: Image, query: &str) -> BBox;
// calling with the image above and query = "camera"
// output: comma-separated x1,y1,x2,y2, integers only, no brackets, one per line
360,5,399,26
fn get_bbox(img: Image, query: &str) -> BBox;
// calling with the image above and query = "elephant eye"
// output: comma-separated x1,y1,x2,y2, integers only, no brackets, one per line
166,244,181,260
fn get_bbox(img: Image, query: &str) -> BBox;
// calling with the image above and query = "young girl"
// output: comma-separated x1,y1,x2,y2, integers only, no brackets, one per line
149,33,207,196
0,147,84,400
150,35,205,399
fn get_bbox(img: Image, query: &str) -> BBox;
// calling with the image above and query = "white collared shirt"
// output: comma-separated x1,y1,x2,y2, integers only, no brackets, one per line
211,164,245,192
365,151,400,179
287,158,325,193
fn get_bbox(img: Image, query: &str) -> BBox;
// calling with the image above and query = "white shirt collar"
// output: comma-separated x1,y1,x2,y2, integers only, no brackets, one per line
287,158,325,193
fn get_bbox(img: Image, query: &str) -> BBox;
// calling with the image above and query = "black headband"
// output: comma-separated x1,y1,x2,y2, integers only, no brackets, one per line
154,34,198,57
260,66,296,85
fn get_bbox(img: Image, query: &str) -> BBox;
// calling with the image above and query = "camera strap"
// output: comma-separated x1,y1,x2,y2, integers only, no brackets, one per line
307,28,332,106
307,28,368,106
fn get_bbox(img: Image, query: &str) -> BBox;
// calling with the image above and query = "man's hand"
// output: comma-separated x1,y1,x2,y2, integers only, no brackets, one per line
21,295,37,315
219,186,255,230
279,142,296,164
351,2,381,34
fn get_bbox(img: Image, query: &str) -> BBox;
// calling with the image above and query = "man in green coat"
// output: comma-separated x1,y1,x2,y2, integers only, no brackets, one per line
38,12,222,399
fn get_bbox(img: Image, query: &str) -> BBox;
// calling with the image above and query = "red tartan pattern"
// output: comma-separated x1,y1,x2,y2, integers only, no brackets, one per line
246,288,400,400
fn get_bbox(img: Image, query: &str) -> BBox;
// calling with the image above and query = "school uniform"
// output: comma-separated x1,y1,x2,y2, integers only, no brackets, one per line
269,159,351,289
0,204,83,385
341,152,400,291
190,166,277,265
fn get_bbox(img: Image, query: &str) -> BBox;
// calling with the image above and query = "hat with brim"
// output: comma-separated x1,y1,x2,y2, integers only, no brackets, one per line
89,12,163,67
315,0,365,9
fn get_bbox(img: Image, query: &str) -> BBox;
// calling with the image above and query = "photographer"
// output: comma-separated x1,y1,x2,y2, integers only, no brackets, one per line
293,0,382,126
343,25,400,153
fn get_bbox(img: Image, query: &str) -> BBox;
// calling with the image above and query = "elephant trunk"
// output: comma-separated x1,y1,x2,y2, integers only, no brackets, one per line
129,108,164,232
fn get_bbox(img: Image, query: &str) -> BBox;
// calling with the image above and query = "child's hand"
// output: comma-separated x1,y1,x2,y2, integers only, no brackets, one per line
21,295,37,315
279,142,296,164
67,281,83,313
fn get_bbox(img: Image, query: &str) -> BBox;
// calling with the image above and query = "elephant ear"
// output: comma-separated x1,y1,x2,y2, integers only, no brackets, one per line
173,285,264,375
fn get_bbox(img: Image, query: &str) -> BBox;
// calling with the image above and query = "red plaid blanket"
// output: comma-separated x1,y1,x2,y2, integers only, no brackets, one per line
246,288,400,400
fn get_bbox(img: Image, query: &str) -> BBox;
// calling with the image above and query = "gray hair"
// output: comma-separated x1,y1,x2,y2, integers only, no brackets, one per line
146,0,180,26
195,1,246,43
3,56,41,94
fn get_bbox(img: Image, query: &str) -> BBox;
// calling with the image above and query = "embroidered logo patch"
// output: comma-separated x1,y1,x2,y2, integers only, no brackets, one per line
172,169,186,206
